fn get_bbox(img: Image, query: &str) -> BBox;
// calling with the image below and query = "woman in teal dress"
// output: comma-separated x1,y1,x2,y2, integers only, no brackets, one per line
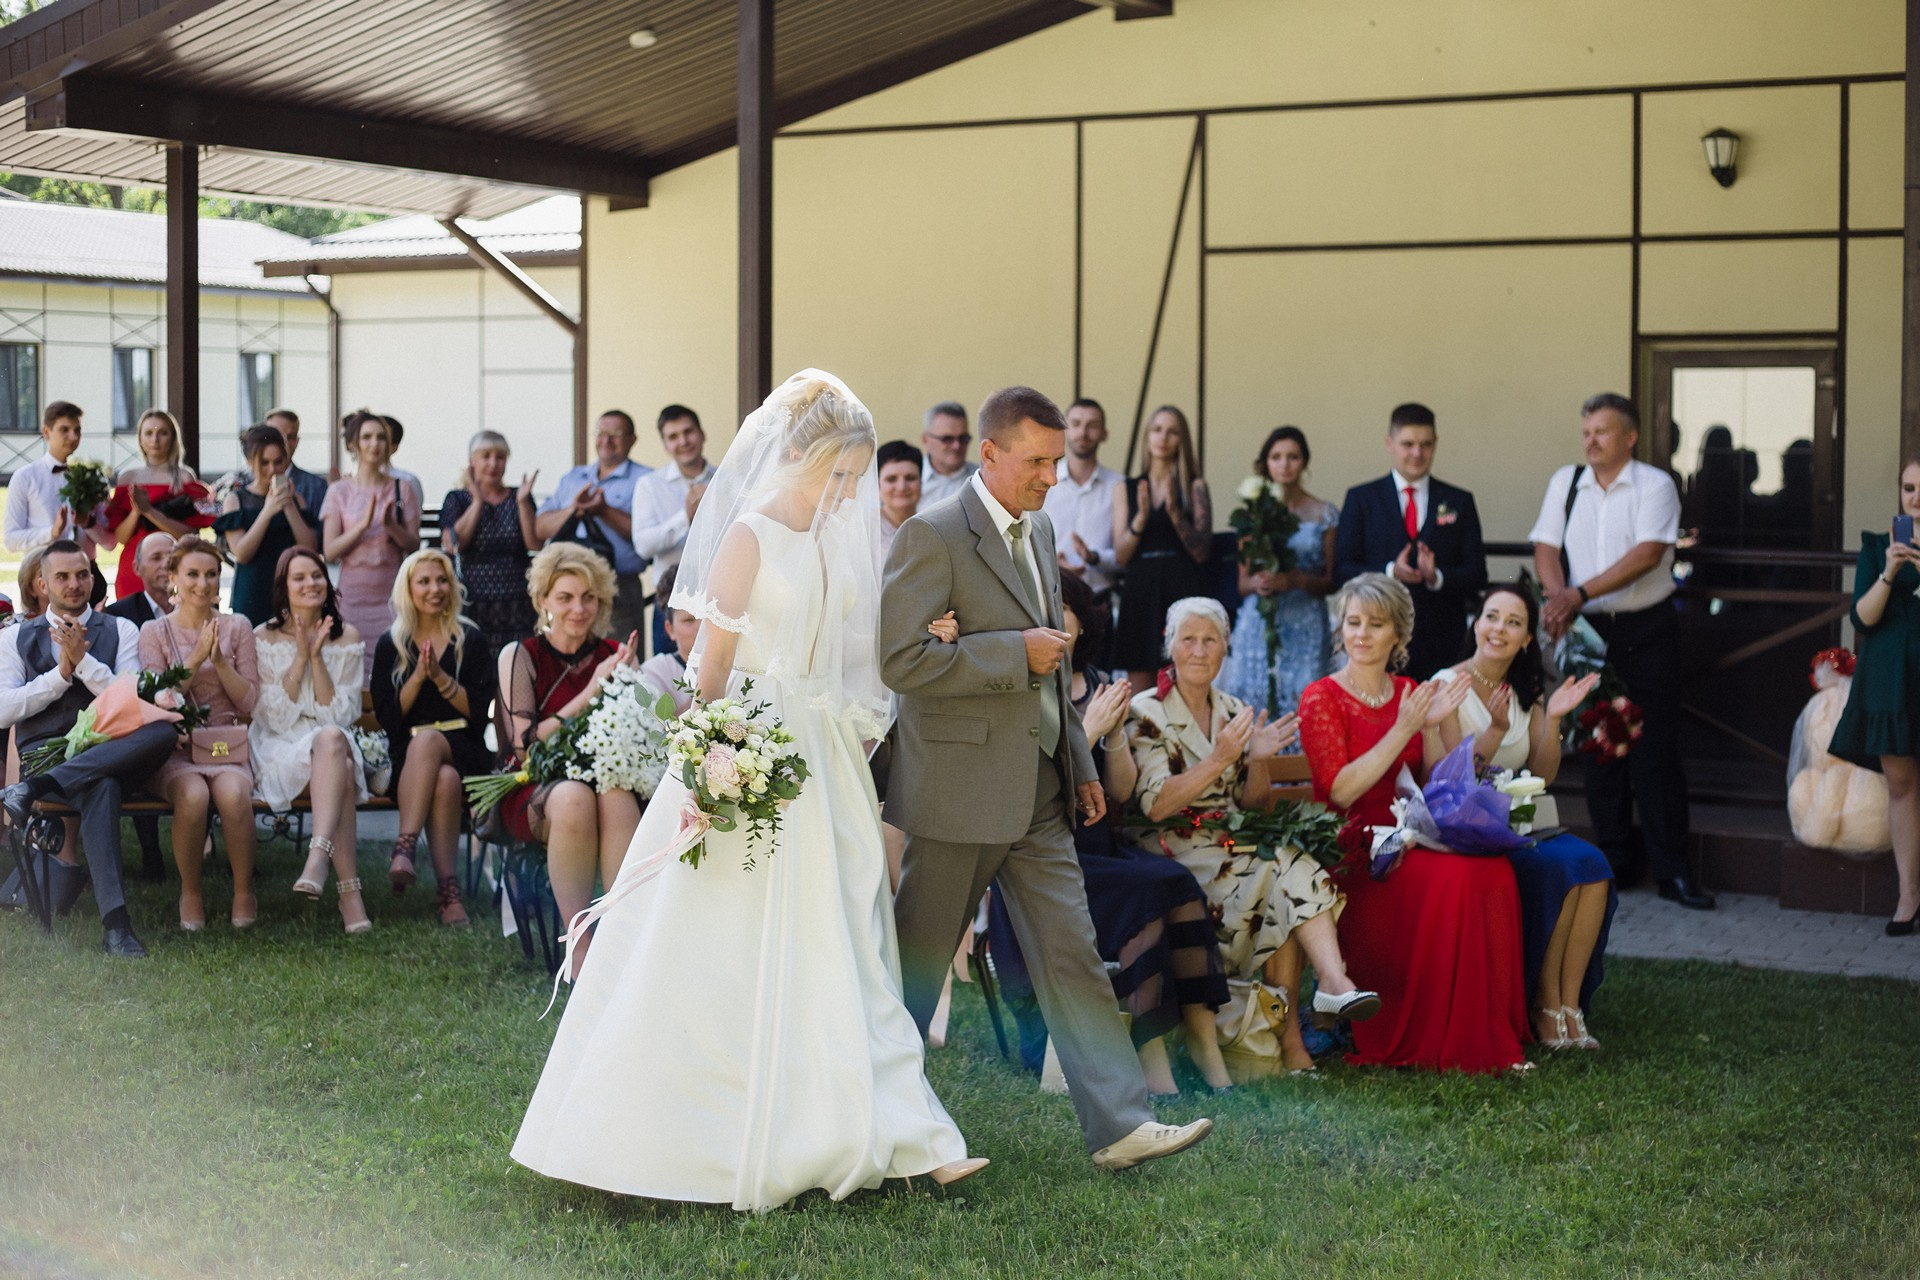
1828,458,1920,936
216,423,319,624
1222,426,1339,719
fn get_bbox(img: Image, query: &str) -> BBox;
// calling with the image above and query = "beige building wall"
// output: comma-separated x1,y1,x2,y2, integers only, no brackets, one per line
330,265,577,501
585,0,1904,545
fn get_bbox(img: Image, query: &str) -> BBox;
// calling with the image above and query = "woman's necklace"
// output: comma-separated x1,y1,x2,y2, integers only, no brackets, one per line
1467,661,1506,692
1339,669,1393,709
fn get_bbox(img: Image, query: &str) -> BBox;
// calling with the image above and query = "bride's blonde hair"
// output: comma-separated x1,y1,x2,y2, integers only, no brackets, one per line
770,378,875,486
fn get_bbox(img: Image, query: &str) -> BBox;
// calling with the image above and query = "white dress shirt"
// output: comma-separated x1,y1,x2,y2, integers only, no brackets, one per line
968,471,1044,602
1529,460,1679,614
0,608,144,728
921,461,979,512
4,453,109,554
629,461,718,573
1043,459,1123,594
1385,471,1441,588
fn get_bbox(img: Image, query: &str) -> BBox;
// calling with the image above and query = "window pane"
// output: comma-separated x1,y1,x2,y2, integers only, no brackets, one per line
112,347,153,431
0,344,39,432
240,352,277,426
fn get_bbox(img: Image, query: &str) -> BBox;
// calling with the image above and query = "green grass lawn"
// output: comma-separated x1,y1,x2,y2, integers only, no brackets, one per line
2,833,1918,1279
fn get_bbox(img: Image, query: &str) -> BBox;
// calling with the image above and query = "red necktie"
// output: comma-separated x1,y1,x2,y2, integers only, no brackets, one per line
1403,485,1420,541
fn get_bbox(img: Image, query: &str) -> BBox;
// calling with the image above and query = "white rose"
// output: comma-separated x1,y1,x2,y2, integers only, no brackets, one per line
1237,475,1266,502
1496,773,1548,799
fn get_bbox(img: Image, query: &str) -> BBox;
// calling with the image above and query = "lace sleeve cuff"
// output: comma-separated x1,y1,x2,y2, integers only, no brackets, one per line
684,593,751,634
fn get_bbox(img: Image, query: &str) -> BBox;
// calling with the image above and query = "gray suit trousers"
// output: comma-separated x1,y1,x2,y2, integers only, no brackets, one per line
40,720,177,920
895,751,1151,1152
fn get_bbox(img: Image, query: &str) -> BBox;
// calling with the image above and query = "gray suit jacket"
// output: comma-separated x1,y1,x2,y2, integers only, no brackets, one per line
880,483,1096,845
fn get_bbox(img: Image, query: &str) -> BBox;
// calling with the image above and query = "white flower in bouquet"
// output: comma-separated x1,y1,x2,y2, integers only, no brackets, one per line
574,666,673,798
1493,771,1548,800
1237,475,1267,502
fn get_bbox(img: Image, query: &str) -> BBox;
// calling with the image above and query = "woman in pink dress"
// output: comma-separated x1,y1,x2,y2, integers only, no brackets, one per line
139,539,261,931
106,410,214,600
322,411,421,677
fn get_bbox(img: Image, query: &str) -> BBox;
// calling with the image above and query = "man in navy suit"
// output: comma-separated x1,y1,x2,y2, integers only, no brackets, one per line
1334,404,1487,679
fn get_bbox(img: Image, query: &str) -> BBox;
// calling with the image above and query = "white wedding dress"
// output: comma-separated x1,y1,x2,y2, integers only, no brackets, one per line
512,512,966,1210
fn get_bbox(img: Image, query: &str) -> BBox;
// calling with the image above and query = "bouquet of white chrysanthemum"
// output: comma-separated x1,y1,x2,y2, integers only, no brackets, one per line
574,666,671,800
350,726,392,795
665,679,807,869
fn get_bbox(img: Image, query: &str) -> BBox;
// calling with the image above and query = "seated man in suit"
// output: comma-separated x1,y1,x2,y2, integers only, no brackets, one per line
0,541,178,956
107,531,173,880
1334,403,1487,679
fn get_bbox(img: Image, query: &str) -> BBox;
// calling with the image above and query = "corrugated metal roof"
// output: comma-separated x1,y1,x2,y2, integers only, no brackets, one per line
0,0,1094,216
0,197,312,291
253,194,579,273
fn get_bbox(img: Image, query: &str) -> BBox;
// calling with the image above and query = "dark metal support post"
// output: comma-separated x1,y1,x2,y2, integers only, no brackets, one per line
738,0,774,425
166,142,200,469
1903,0,1920,465
574,192,590,467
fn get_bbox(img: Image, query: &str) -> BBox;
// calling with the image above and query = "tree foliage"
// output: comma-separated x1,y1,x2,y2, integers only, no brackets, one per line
0,173,384,239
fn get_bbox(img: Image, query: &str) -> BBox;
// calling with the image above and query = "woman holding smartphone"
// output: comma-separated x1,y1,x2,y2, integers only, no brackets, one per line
323,410,421,678
217,424,320,625
1830,458,1920,936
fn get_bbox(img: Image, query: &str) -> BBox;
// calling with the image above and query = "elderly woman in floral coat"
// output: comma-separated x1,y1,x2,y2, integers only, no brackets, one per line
1129,596,1380,1073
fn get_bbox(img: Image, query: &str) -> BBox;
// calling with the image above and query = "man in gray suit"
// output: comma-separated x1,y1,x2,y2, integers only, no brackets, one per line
881,386,1211,1171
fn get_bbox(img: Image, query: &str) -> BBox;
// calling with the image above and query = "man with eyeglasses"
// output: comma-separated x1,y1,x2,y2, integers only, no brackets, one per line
919,400,979,510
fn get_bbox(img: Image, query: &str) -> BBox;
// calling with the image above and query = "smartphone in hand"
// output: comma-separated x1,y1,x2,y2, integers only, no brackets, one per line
1895,514,1915,547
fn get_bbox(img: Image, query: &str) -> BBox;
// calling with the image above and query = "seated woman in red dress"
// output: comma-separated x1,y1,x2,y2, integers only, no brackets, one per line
1297,572,1531,1074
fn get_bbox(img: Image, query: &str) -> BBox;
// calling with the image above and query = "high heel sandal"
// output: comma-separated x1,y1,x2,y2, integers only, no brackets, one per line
927,1158,989,1187
1561,1006,1600,1051
388,833,418,896
293,836,332,898
1534,1006,1571,1050
436,877,469,928
230,891,257,930
1310,987,1381,1029
337,877,372,935
179,892,205,932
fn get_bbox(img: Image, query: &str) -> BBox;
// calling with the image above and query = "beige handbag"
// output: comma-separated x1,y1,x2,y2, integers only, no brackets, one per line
189,726,250,767
1216,976,1292,1084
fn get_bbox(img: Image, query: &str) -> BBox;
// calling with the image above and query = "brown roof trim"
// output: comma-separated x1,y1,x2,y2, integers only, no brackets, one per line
0,0,230,100
258,250,580,277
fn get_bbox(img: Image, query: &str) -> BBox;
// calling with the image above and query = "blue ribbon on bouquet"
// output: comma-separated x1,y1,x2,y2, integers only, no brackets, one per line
1368,739,1530,879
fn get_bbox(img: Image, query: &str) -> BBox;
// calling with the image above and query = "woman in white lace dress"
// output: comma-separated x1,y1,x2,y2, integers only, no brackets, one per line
250,545,371,934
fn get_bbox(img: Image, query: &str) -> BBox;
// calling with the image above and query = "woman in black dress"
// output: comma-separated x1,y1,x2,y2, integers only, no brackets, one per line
1111,404,1213,691
1829,457,1920,935
372,548,496,927
216,423,320,624
442,430,540,656
984,571,1231,1095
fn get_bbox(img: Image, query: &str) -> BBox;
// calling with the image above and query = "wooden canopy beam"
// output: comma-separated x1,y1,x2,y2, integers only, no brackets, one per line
1903,0,1920,466
25,74,650,204
738,0,774,426
437,217,579,335
165,141,200,470
0,0,230,101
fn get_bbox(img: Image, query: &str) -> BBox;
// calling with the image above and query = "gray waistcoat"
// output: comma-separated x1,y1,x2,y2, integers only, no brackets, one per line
15,612,118,751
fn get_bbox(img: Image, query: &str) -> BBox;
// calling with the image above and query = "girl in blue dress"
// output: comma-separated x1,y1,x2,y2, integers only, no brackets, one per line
1222,427,1339,719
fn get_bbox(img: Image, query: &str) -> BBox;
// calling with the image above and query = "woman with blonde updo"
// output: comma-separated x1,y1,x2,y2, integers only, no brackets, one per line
493,541,642,968
515,370,980,1209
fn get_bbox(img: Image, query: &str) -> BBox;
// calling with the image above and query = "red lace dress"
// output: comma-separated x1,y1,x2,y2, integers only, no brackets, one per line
497,635,619,842
1298,674,1528,1073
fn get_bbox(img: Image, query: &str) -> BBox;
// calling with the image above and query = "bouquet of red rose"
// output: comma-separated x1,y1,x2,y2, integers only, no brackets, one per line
1574,695,1644,761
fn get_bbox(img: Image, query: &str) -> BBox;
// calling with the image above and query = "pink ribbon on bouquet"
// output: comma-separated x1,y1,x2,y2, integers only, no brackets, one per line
540,798,714,1018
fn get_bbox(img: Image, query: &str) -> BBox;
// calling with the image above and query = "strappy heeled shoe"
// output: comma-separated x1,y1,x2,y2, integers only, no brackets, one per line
1534,1006,1571,1050
436,877,469,928
388,834,418,896
337,876,372,935
293,836,332,899
1561,1006,1600,1051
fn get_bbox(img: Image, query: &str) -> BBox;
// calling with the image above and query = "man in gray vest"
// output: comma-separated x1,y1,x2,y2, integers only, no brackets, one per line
0,541,177,956
882,386,1211,1172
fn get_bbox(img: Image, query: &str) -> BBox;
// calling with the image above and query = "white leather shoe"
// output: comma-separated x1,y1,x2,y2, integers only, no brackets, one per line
1311,988,1381,1028
1091,1118,1213,1171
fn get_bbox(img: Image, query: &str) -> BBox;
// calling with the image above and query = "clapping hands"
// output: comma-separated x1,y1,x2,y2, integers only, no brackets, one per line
1211,706,1298,766
1082,677,1133,743
1545,671,1602,719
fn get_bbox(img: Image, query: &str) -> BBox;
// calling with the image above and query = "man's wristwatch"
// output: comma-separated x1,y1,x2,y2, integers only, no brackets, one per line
1575,585,1590,604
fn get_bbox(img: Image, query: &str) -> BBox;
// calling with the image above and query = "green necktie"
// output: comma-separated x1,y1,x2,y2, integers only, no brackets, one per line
1008,518,1062,756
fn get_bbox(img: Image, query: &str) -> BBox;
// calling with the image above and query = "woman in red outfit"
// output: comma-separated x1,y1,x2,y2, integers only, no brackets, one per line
107,410,213,600
1298,572,1531,1074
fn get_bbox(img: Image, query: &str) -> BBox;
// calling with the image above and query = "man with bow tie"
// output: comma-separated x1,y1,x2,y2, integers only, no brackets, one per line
3,401,112,603
1333,403,1487,679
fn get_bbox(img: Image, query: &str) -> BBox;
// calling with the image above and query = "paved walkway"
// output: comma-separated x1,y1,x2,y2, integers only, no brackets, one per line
1610,885,1920,982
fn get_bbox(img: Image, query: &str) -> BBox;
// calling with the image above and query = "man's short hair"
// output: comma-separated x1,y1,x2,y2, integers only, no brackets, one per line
1388,403,1436,432
923,401,968,430
978,387,1066,444
43,538,85,561
1581,392,1640,431
877,440,923,472
654,405,697,434
266,408,299,428
1067,397,1105,420
42,401,82,428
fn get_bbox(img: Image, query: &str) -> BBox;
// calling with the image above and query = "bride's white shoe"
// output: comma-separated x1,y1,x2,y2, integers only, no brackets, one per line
929,1157,990,1187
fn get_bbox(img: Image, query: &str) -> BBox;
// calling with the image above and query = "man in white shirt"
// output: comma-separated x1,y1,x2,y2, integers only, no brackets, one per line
4,401,112,601
1043,397,1123,603
1531,392,1709,910
0,542,178,955
538,410,651,640
630,405,717,656
919,400,979,510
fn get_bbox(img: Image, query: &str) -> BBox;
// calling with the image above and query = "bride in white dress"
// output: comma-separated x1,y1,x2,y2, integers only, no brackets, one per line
513,371,984,1211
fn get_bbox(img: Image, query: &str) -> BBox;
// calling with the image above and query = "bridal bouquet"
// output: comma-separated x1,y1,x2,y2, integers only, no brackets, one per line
464,666,672,816
1546,605,1643,761
665,680,807,869
1127,798,1345,871
57,459,112,524
1229,477,1300,716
